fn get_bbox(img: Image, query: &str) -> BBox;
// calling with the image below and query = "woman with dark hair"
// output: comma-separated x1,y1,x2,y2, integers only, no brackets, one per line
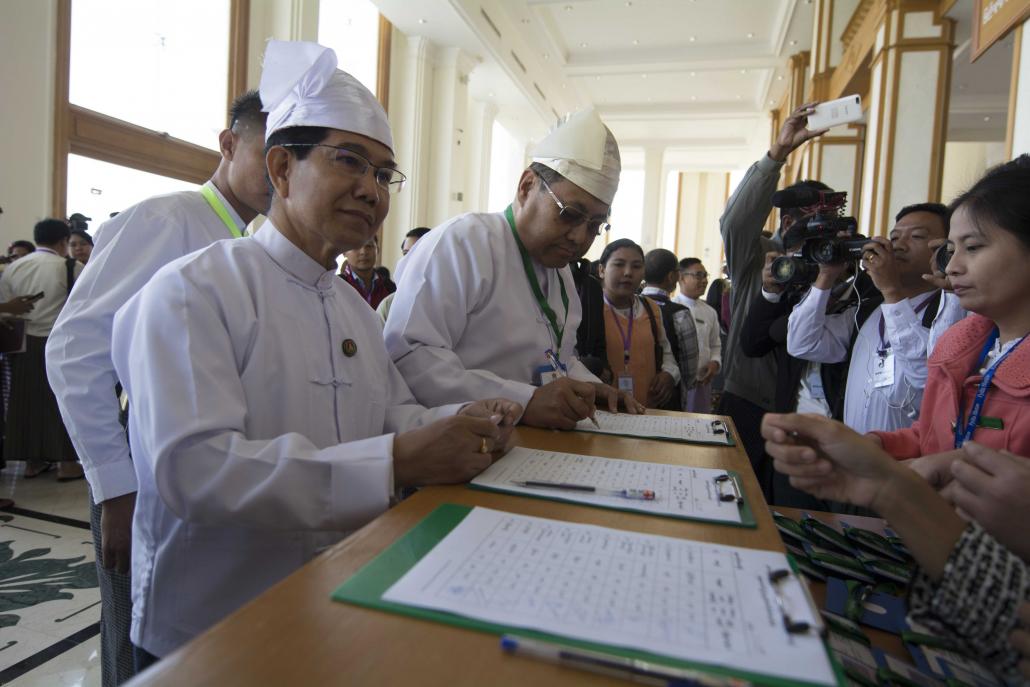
764,156,1030,683
598,238,679,408
68,229,94,264
869,154,1030,461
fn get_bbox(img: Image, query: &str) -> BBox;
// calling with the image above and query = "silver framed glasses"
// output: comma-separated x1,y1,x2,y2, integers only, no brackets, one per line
537,176,611,236
280,144,407,193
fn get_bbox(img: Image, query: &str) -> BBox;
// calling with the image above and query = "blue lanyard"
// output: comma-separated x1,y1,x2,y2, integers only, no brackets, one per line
954,328,1024,448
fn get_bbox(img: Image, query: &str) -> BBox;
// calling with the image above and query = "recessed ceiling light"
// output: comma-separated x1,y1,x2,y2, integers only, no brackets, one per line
690,95,697,101
736,95,742,99
543,53,549,59
777,75,784,80
790,40,798,46
769,99,774,105
740,69,747,74
488,92,495,97
689,36,696,42
632,39,639,45
625,1,632,6
417,18,427,24
747,32,755,39
580,42,588,47
595,76,601,81
984,116,992,122
689,71,696,77
641,73,647,79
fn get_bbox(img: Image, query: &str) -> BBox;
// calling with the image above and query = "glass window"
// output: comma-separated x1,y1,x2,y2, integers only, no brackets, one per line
318,0,380,97
583,168,645,261
66,154,198,231
69,0,230,150
487,120,524,213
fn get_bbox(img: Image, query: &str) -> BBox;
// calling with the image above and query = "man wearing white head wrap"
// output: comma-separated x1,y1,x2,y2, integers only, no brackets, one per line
386,109,644,429
110,40,520,664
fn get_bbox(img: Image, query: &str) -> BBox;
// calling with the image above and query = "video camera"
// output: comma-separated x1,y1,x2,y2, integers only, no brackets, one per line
770,188,865,287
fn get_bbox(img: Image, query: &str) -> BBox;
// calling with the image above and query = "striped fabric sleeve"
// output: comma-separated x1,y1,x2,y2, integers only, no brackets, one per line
907,522,1029,683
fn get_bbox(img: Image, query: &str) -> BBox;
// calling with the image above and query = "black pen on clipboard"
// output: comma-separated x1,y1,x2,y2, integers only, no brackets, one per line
545,349,601,430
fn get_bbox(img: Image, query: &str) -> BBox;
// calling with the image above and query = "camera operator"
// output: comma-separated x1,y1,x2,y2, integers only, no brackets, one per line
787,203,950,435
739,223,877,508
716,103,827,490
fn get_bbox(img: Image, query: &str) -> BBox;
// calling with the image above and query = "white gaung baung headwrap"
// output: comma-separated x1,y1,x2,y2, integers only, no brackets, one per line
531,108,621,206
259,40,393,152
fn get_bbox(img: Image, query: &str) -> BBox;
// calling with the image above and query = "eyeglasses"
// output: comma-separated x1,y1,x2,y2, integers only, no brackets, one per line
682,271,708,279
537,176,611,236
280,144,407,193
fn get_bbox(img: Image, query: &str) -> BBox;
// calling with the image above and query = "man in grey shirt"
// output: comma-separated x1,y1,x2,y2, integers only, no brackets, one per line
716,103,826,496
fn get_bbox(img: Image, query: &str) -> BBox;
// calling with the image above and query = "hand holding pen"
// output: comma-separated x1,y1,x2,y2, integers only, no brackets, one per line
544,349,601,429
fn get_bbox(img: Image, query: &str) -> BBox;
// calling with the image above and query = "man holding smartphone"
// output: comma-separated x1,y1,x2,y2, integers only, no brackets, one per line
0,219,83,479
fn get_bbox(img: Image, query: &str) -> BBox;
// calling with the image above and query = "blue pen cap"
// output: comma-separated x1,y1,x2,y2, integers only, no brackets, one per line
499,635,518,652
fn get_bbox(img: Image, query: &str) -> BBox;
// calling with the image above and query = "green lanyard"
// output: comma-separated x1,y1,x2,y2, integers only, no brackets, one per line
200,185,245,239
504,204,569,354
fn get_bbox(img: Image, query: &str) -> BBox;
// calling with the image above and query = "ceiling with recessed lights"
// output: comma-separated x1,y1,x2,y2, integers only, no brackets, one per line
371,0,1013,171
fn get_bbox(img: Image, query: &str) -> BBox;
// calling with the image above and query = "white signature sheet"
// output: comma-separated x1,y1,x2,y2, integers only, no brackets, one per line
382,507,836,686
575,411,733,445
471,447,744,524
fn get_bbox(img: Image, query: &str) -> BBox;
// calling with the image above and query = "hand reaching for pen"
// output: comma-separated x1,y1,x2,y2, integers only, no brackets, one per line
459,399,522,453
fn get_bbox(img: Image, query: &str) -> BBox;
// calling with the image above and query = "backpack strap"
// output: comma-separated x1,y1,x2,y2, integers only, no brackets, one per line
640,297,663,375
65,257,77,294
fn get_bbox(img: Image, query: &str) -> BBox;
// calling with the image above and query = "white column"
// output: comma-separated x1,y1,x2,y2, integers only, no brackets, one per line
464,100,497,213
858,2,953,236
0,0,55,247
1011,24,1030,156
426,47,476,225
639,146,664,251
380,34,436,270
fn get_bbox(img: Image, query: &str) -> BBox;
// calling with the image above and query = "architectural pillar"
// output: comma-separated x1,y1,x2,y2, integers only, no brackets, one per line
464,100,497,214
1008,23,1029,157
639,146,664,252
380,34,435,269
426,47,476,226
858,0,954,237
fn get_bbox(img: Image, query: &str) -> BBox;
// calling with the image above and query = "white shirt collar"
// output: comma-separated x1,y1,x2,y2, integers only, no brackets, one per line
252,221,336,288
641,286,668,298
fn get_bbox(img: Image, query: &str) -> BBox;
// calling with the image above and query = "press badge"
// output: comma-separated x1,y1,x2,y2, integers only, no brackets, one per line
617,374,634,395
873,353,894,388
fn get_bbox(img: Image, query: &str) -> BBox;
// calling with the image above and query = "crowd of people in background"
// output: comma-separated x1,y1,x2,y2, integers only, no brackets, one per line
0,39,1027,686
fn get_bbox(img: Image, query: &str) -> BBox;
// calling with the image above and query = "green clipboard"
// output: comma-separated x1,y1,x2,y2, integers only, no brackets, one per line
332,503,845,687
468,470,757,528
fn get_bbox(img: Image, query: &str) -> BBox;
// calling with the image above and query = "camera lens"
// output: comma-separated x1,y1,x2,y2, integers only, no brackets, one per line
810,239,840,265
771,256,797,283
934,241,954,274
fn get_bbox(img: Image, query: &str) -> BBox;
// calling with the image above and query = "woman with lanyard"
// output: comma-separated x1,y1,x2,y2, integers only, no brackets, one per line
866,155,1030,463
597,239,679,408
755,159,1030,686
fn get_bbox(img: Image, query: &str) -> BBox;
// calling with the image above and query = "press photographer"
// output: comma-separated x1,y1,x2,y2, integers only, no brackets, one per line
786,202,950,435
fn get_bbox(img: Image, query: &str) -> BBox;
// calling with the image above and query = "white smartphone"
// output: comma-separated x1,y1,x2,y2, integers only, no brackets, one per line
807,94,863,130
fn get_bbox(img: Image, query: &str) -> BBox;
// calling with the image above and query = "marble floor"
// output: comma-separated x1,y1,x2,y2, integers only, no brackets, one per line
1,463,101,687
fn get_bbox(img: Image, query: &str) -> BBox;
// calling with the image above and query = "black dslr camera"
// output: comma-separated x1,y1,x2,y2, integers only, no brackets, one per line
770,189,865,287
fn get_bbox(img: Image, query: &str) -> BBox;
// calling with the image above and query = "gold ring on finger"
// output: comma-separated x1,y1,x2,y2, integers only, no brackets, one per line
480,437,489,454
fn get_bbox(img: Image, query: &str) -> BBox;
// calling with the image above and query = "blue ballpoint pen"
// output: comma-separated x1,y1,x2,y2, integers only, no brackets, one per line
545,349,601,429
500,635,751,687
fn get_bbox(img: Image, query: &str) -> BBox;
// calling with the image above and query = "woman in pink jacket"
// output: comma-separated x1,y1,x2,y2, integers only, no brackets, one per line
872,155,1030,461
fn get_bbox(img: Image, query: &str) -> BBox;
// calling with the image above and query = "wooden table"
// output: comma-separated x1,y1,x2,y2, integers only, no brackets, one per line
129,417,789,686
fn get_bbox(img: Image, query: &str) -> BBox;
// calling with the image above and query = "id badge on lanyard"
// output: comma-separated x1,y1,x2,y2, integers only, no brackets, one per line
617,374,634,395
873,352,894,388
